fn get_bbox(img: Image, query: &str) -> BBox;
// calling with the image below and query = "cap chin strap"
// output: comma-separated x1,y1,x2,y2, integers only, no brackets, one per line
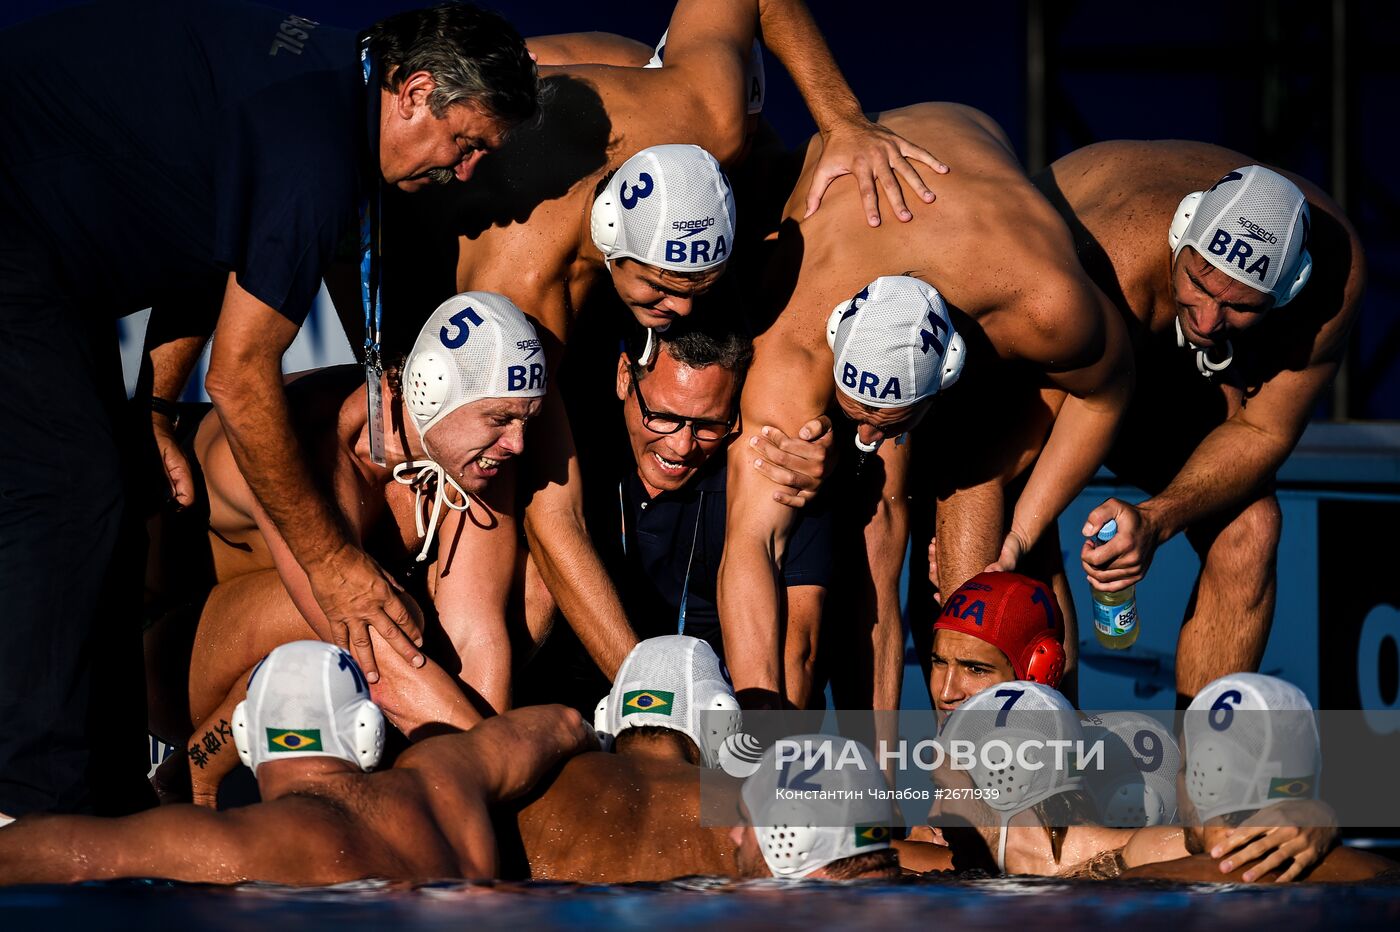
854,433,883,454
637,323,670,366
997,813,1011,873
392,460,471,562
1175,317,1233,378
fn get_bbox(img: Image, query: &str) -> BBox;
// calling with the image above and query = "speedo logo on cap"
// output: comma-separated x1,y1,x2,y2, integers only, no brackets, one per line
672,217,715,238
622,689,674,716
515,338,542,360
267,728,323,752
1237,217,1278,244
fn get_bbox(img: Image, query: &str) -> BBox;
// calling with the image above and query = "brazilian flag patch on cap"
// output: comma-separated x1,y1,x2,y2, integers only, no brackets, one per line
267,728,323,753
1267,776,1314,799
622,690,674,716
854,825,890,848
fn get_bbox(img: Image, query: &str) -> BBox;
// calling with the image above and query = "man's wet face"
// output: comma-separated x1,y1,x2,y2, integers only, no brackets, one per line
422,396,541,492
609,259,724,329
1170,247,1273,348
930,629,1017,715
833,392,930,449
378,74,509,191
618,351,736,496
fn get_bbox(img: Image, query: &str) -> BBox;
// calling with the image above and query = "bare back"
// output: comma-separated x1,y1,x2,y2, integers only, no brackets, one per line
498,752,738,882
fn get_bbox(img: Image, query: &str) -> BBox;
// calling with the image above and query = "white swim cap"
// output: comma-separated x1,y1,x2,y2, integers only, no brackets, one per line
937,682,1083,871
594,635,741,769
403,291,547,442
827,276,965,410
647,29,766,116
591,145,737,273
1183,673,1320,824
1080,712,1179,827
232,641,385,775
396,292,546,562
1169,165,1313,307
740,735,893,879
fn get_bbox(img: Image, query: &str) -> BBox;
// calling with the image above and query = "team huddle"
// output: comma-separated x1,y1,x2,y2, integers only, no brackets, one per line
0,0,1381,888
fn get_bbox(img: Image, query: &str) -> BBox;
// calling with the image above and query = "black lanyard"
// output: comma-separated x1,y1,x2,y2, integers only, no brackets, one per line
358,33,386,465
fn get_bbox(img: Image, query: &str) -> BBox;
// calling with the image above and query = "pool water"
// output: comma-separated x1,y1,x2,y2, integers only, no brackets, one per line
4,874,1398,931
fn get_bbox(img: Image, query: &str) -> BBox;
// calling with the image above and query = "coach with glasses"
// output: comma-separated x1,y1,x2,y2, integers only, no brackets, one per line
599,323,833,708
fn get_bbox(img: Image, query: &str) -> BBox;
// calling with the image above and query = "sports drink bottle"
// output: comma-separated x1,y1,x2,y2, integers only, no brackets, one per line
1090,519,1140,649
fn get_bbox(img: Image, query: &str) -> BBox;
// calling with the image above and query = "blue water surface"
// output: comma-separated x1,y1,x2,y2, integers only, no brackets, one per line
4,875,1399,931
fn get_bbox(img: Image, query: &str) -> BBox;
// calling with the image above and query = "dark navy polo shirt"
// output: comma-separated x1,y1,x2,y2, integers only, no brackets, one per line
615,452,833,656
0,0,362,324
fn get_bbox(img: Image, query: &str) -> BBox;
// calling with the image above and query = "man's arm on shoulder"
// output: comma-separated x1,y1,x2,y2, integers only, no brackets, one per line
204,273,424,683
0,800,366,885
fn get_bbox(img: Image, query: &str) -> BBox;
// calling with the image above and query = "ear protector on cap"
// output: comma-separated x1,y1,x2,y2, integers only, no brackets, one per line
940,330,966,390
1020,634,1067,687
404,350,453,423
825,303,845,351
593,695,615,752
1167,191,1203,252
591,185,621,258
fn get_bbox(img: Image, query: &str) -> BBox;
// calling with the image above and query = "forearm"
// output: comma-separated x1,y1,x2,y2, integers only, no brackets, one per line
1010,392,1122,554
935,480,1005,593
757,0,862,131
522,497,636,679
1142,417,1293,542
468,705,594,802
717,459,794,704
144,290,220,401
864,494,909,712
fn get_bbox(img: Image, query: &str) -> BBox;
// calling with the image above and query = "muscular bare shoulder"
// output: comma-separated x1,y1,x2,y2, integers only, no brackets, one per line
787,102,1095,338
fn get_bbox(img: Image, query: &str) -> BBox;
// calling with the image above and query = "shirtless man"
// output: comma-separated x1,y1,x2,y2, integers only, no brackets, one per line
1032,147,1365,700
151,293,545,800
0,642,597,885
426,0,945,682
720,102,1134,709
1122,673,1383,883
504,637,895,881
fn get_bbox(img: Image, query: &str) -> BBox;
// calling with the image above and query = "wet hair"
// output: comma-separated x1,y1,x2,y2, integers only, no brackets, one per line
613,725,702,766
1030,790,1098,864
367,3,540,125
820,847,900,880
630,304,754,383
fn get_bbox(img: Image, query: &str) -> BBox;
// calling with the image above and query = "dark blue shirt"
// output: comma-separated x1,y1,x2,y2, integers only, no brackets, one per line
614,453,832,657
0,0,362,323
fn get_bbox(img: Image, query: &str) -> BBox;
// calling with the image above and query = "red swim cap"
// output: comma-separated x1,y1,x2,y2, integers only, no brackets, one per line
934,572,1066,686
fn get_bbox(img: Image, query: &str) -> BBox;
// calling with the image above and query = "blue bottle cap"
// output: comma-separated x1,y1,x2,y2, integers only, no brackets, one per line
1095,519,1118,543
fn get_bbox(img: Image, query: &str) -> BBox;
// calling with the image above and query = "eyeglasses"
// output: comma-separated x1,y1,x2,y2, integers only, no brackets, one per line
628,362,735,442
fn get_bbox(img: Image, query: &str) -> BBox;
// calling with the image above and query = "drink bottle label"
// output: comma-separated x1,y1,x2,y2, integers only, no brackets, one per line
1094,598,1138,638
